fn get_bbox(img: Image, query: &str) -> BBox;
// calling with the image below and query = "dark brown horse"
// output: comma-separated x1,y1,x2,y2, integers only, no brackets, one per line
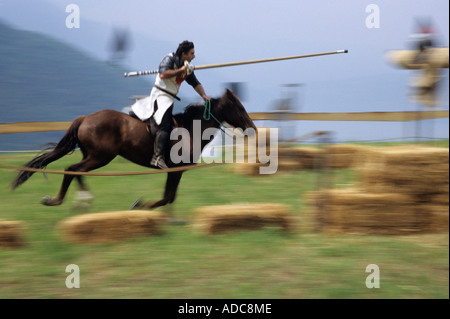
12,90,256,209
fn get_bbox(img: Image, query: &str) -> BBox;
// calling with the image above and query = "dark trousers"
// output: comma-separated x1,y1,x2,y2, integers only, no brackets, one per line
159,104,174,134
153,103,173,163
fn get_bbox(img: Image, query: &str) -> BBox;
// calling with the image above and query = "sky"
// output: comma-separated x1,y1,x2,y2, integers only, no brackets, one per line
0,0,449,142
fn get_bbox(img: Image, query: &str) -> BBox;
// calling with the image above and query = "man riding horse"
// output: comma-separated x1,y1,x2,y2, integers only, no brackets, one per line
131,41,211,169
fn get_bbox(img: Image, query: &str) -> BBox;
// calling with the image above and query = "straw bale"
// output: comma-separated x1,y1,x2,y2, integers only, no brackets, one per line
193,203,295,234
231,158,302,176
231,163,263,176
280,146,325,169
305,146,449,235
58,211,166,245
277,159,303,172
422,205,449,233
0,220,26,248
361,146,449,166
233,145,327,174
428,193,449,205
306,189,429,235
326,144,370,169
359,146,449,195
360,164,449,195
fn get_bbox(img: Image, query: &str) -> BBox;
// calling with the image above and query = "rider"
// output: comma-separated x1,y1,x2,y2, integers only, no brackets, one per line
131,41,210,169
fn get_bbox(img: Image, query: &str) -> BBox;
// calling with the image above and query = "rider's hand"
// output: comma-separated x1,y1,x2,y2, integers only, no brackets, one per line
184,60,194,76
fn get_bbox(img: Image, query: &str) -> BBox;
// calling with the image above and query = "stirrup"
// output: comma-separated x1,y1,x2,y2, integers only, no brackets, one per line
151,155,169,169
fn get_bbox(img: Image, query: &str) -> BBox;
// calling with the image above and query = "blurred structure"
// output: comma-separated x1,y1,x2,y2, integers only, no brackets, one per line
385,17,449,140
407,18,446,109
224,82,248,102
108,26,132,66
269,84,303,142
387,18,448,110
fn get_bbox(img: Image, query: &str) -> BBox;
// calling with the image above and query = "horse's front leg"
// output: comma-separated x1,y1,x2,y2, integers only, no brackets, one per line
141,171,183,210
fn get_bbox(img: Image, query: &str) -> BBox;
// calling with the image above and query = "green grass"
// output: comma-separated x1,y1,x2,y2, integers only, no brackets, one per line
0,141,448,299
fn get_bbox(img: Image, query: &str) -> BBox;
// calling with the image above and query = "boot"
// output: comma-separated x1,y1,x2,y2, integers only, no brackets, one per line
151,130,169,169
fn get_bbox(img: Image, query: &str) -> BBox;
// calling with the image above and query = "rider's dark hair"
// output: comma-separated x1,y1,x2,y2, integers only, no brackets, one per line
176,41,194,58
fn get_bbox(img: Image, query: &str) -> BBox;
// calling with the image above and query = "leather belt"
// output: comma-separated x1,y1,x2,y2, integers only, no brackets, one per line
154,85,181,101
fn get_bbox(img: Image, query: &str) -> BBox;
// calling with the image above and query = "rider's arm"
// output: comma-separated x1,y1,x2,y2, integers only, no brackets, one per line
194,84,210,101
160,67,185,79
158,53,186,79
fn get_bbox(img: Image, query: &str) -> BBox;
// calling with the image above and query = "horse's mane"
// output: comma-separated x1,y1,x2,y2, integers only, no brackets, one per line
173,98,218,127
173,90,238,127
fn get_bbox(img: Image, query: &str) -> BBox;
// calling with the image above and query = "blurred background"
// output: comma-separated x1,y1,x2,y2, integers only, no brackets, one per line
0,0,448,150
0,1,448,300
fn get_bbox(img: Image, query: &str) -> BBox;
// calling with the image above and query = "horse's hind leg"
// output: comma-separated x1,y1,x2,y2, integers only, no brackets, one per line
41,156,114,206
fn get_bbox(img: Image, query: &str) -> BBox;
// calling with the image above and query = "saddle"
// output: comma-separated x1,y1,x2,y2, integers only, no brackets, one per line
128,111,179,139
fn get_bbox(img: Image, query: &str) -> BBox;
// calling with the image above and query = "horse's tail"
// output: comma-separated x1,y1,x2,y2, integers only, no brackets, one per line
11,116,85,190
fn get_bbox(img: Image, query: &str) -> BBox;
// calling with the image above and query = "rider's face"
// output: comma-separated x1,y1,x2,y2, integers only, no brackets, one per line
183,49,196,62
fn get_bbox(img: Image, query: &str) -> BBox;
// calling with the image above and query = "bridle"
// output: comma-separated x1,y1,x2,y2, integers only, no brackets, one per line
202,100,235,137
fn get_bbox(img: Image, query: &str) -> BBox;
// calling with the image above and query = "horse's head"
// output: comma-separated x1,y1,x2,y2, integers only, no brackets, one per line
214,89,257,131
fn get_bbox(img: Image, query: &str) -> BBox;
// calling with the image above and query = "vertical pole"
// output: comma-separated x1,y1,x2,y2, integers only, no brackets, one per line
315,131,334,232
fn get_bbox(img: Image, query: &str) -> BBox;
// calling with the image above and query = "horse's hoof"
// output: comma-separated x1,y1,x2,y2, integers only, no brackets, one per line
41,196,62,206
130,198,143,210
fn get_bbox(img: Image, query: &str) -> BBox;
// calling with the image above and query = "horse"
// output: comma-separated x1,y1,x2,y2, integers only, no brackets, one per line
11,89,256,209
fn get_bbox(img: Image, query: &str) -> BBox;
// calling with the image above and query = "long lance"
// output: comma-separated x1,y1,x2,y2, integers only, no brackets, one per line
124,49,348,77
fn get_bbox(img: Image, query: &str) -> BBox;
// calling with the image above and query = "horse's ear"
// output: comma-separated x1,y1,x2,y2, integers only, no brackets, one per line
225,89,235,99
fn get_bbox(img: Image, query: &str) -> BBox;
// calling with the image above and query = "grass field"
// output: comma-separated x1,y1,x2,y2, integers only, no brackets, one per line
0,141,448,299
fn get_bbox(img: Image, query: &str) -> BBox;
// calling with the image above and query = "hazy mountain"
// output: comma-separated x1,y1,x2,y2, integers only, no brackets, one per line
0,20,157,122
0,20,156,150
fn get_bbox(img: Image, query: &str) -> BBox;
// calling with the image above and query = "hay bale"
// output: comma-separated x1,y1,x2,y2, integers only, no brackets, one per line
0,220,26,248
326,144,370,169
360,164,449,195
422,205,449,233
307,188,429,235
305,146,449,235
362,146,449,166
359,146,449,195
193,203,295,234
58,211,166,245
231,163,262,176
428,193,450,205
279,146,325,169
231,156,301,176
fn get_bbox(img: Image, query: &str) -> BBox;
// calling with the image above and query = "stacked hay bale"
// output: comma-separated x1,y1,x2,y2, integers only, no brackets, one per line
279,146,325,170
307,146,449,235
232,144,325,176
0,220,26,248
326,144,371,169
192,203,295,235
232,136,370,176
57,211,166,245
359,146,449,196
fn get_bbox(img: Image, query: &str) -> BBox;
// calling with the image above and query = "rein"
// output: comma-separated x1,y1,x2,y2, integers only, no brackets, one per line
202,100,234,136
202,99,222,125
